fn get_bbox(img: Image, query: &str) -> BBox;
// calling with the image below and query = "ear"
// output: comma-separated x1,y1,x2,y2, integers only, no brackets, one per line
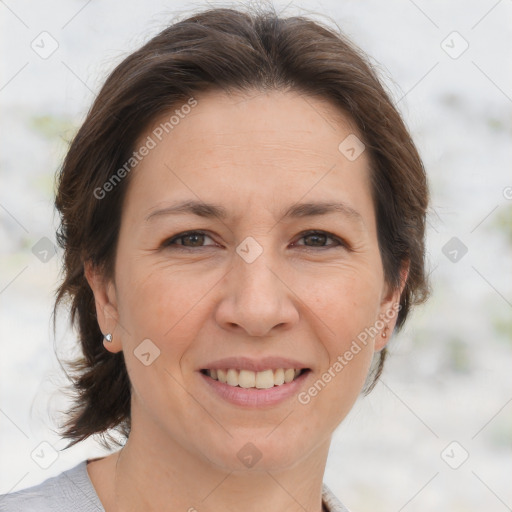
374,260,410,351
84,261,123,354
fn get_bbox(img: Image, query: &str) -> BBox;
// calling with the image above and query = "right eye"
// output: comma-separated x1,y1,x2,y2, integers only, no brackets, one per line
162,230,218,249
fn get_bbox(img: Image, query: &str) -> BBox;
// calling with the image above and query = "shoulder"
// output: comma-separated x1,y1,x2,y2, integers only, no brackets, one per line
0,460,104,512
0,463,348,512
322,483,353,512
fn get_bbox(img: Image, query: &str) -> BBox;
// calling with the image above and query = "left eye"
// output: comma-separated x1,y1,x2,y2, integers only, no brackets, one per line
293,230,344,249
162,230,345,250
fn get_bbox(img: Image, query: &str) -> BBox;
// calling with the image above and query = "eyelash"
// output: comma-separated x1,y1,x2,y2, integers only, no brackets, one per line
161,230,349,251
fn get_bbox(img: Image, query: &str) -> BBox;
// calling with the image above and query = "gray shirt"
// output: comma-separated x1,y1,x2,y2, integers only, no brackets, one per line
0,460,351,511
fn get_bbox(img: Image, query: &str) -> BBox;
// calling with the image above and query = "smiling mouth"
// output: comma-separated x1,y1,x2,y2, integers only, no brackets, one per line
200,368,310,389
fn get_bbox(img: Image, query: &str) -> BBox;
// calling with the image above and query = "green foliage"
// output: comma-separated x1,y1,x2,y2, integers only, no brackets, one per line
30,115,76,141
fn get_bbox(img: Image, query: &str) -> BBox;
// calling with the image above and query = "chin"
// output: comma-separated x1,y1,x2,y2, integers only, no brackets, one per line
194,430,320,473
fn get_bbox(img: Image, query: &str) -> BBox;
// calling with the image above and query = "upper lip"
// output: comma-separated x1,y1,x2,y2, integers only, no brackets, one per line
199,356,310,373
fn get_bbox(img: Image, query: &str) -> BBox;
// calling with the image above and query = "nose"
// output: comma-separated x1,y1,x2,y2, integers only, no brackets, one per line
214,251,300,338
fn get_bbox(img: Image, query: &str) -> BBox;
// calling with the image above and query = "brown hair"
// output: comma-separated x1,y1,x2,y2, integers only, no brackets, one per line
54,6,429,449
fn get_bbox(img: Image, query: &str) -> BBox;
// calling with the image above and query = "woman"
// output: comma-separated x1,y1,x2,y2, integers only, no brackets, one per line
0,5,429,511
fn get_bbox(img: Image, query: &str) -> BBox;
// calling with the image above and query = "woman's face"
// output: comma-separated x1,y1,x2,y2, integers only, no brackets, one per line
89,89,402,471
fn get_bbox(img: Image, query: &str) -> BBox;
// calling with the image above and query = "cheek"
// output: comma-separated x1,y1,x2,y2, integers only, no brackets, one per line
299,272,379,419
305,264,382,393
115,264,209,411
307,263,383,336
115,260,214,351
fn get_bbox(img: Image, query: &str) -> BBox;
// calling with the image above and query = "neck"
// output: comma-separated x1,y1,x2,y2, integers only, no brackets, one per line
113,408,330,512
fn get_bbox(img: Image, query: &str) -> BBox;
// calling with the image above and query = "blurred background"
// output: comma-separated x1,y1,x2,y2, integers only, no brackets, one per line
1,0,511,510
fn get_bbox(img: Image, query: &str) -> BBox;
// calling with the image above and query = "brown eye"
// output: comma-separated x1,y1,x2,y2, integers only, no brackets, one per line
163,231,215,249
179,233,206,247
295,230,345,249
302,232,329,247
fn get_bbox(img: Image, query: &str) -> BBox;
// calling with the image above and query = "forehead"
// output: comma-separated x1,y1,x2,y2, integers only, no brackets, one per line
147,88,361,157
126,89,373,223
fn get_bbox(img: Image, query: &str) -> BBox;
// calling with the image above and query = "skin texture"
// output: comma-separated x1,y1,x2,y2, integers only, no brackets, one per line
85,89,405,512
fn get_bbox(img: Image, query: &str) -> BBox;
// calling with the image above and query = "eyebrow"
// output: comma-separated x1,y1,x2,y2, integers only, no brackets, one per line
145,199,363,223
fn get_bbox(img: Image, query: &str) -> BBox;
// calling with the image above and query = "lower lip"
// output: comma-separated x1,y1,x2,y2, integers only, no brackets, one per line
199,370,311,408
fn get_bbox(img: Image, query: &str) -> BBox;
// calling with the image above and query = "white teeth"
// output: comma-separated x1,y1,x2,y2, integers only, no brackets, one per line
274,368,285,385
284,368,295,383
205,368,304,388
238,369,256,388
217,369,227,383
226,368,238,386
255,369,274,389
